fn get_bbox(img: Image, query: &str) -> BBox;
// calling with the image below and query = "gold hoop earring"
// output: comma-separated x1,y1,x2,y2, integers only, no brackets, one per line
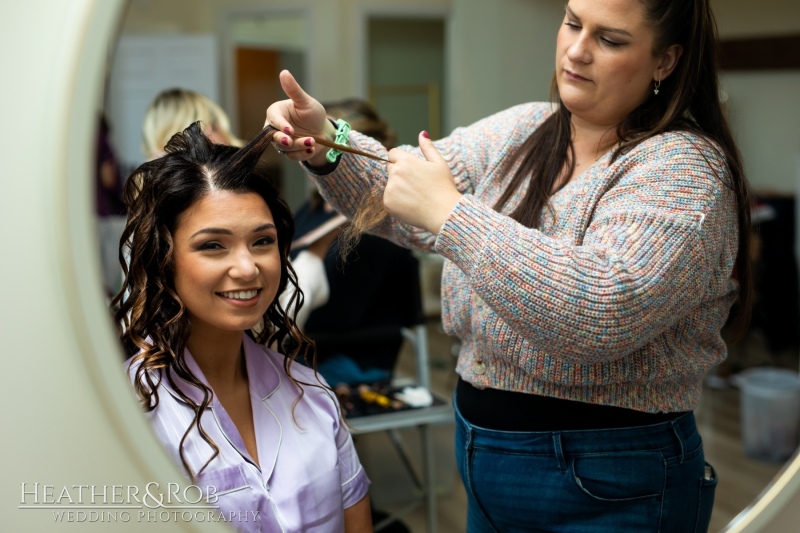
653,78,661,95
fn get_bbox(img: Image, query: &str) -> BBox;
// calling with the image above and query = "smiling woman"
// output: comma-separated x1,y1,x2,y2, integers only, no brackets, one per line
114,122,372,532
172,190,282,337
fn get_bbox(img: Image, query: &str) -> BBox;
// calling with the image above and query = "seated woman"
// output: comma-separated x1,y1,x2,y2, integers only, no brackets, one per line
293,98,416,392
114,122,372,532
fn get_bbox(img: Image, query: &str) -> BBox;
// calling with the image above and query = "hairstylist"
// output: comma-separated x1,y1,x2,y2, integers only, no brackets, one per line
266,0,751,530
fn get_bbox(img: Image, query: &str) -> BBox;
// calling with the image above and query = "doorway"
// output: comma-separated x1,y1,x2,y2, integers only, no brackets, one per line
367,17,446,144
224,9,310,211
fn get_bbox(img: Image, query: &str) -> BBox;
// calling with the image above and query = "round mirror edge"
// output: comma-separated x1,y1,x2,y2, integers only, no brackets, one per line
60,1,230,530
722,449,800,532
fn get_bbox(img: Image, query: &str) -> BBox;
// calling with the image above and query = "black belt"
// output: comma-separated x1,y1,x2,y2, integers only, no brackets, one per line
456,377,687,432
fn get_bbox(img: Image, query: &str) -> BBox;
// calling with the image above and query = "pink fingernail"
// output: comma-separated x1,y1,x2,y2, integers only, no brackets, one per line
281,137,289,146
306,148,313,154
304,138,312,147
422,131,430,139
284,127,291,134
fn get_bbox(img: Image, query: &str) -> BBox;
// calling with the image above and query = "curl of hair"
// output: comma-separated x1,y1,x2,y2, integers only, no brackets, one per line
336,191,387,259
113,122,320,480
494,0,752,338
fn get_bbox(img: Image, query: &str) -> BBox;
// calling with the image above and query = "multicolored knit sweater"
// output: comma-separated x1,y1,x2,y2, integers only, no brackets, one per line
310,102,739,413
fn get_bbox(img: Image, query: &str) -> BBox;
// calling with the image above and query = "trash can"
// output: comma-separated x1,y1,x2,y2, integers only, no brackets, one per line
738,367,800,461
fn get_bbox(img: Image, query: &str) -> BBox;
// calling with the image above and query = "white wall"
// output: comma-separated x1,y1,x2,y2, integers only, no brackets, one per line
712,0,800,39
107,34,220,168
116,1,800,193
118,0,563,132
722,72,800,193
118,0,451,103
712,0,800,194
448,0,563,128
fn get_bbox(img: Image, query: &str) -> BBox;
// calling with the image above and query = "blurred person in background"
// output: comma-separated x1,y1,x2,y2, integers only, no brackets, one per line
96,113,127,297
293,98,415,390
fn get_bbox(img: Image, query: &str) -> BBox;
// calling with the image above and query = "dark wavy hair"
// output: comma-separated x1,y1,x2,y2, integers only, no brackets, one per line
494,0,752,337
113,122,316,480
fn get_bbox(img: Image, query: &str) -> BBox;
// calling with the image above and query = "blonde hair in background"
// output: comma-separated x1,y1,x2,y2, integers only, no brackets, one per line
141,88,243,159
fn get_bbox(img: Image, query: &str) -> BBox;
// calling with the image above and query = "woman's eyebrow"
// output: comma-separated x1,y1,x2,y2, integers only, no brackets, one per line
189,224,275,239
190,227,232,238
252,223,276,233
565,5,633,37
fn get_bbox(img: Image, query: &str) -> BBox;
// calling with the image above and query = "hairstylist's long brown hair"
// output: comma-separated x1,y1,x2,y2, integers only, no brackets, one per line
494,0,752,337
114,122,319,480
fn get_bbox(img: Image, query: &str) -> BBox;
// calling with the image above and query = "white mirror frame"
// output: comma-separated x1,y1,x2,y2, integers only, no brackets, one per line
2,1,799,531
723,448,800,531
3,1,226,530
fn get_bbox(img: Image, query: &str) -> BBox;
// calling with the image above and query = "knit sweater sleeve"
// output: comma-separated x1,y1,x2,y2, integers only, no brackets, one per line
309,103,553,252
434,133,736,364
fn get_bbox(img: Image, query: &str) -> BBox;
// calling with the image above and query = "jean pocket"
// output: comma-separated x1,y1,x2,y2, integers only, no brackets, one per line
694,462,718,533
570,450,664,502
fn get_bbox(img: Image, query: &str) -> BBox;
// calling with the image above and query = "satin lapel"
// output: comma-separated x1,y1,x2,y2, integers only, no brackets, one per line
167,339,258,469
243,335,283,483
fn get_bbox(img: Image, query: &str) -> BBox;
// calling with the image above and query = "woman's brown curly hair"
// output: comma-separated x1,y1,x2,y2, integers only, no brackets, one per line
113,122,319,480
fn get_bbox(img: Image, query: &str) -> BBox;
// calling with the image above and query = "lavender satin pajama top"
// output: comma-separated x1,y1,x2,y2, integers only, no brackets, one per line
127,333,370,532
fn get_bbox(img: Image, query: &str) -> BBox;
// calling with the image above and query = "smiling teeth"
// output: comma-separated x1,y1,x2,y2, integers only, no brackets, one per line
220,290,258,300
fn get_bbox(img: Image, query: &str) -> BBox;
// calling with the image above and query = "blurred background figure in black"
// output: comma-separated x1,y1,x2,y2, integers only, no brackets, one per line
293,98,416,390
96,113,127,298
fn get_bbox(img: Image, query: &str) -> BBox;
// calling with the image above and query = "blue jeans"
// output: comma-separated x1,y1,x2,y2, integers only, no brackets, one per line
455,399,717,532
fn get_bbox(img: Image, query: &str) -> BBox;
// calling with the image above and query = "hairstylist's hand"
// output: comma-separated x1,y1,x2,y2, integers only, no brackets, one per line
385,131,462,235
265,70,331,165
